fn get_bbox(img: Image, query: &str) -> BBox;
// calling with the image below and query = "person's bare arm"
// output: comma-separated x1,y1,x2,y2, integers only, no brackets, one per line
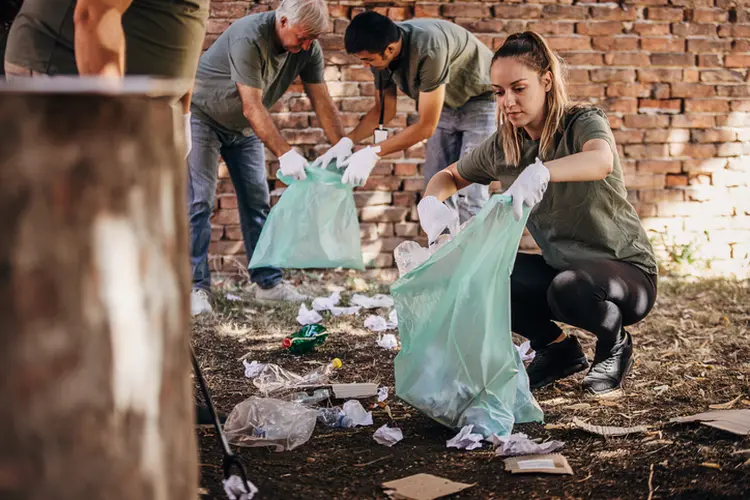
347,85,397,143
73,0,133,76
375,85,445,157
545,139,614,182
237,83,291,157
424,163,473,201
304,82,345,144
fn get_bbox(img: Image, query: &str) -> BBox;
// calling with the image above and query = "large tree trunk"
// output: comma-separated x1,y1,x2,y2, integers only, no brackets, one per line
0,83,195,499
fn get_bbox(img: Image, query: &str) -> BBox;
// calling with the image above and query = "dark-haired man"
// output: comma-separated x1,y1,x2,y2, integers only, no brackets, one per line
316,11,496,223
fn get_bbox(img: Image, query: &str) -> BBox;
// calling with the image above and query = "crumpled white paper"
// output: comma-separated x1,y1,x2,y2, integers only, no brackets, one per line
296,304,323,325
490,433,564,457
330,305,361,316
377,334,399,350
242,360,266,379
516,341,535,363
312,292,341,311
226,293,242,302
223,474,259,500
351,293,394,309
373,424,403,447
446,424,484,450
342,399,373,426
365,310,398,332
378,386,389,402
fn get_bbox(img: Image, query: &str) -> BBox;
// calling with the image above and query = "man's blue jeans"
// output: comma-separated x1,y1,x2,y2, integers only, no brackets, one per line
423,98,497,223
187,113,282,291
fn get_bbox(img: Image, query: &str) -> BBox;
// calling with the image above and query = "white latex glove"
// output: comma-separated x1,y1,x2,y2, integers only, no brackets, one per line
311,137,353,169
184,112,192,159
417,196,459,245
340,145,381,186
279,148,308,181
505,157,550,221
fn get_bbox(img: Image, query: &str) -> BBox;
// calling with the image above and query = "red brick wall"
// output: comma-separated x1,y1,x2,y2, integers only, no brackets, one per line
206,0,750,278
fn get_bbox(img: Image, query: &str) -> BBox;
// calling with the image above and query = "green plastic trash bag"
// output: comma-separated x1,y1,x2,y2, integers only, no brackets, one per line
250,164,365,270
391,194,543,438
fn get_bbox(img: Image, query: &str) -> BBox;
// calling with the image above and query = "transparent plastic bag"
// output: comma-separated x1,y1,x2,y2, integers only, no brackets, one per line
249,163,364,270
224,397,317,451
392,195,543,438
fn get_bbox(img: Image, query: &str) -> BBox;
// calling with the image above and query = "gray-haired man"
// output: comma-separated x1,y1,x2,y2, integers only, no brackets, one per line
189,0,346,314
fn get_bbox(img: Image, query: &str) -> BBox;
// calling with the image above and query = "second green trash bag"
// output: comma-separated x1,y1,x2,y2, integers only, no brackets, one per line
249,164,365,270
391,194,543,438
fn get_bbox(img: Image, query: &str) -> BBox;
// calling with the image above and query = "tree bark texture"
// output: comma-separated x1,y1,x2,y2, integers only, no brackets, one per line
0,89,195,499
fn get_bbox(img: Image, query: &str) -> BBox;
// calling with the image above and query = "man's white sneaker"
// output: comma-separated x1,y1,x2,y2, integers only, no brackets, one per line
255,282,309,303
191,288,213,316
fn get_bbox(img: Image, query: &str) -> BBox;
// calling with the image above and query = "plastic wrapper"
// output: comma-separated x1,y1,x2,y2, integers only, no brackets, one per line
224,397,317,451
392,195,543,438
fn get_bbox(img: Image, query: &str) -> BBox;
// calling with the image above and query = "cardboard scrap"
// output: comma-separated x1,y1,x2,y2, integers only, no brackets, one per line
573,417,648,437
331,383,379,399
504,454,573,475
382,473,475,500
669,409,750,436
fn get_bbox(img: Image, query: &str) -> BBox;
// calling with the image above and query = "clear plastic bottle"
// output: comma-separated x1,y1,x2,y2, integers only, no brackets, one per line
301,358,342,385
316,407,354,428
289,388,330,405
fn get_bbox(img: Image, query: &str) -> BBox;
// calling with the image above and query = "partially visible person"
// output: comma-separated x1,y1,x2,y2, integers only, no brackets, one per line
187,0,346,315
421,32,658,395
0,0,24,78
4,0,209,155
315,11,495,223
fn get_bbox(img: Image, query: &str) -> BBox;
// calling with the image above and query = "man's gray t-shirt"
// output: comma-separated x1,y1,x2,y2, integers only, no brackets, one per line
372,19,493,110
191,11,324,134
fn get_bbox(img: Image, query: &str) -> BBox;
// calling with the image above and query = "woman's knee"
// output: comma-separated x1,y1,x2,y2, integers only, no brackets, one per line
546,268,602,320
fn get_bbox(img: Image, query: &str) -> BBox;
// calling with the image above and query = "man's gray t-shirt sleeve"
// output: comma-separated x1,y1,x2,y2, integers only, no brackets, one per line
457,132,501,185
299,42,325,83
228,38,264,89
417,47,450,93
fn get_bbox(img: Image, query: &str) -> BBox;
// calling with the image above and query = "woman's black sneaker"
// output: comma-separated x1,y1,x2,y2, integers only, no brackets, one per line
526,335,590,390
582,330,634,395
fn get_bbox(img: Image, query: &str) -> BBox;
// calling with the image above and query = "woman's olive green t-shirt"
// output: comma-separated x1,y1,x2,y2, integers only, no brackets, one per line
457,106,658,276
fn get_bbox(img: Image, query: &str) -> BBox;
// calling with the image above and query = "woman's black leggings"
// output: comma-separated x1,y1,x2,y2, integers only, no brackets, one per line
510,253,658,353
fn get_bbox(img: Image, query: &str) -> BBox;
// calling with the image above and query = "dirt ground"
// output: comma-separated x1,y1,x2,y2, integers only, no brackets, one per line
192,270,750,499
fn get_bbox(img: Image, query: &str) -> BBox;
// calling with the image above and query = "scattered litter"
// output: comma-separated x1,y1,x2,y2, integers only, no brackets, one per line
365,310,399,332
701,462,721,470
283,324,328,354
331,383,379,399
377,333,399,349
242,360,266,379
504,454,574,475
446,425,483,450
289,388,330,405
394,241,432,276
573,417,648,437
515,341,535,362
382,473,475,500
378,386,389,402
226,293,242,302
253,359,342,395
709,395,743,410
223,474,258,500
373,424,403,447
490,433,565,457
342,400,373,426
351,293,394,309
312,292,341,311
223,397,317,451
297,304,323,325
330,306,361,316
670,409,750,436
317,407,348,428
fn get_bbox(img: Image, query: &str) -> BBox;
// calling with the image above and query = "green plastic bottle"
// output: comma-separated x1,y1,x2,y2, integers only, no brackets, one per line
282,324,328,354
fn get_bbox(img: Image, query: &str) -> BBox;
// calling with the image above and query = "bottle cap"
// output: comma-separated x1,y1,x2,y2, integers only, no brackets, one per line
331,358,343,369
282,338,292,349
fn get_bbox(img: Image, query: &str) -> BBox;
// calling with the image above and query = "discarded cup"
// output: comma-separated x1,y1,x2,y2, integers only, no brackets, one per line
283,324,328,355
